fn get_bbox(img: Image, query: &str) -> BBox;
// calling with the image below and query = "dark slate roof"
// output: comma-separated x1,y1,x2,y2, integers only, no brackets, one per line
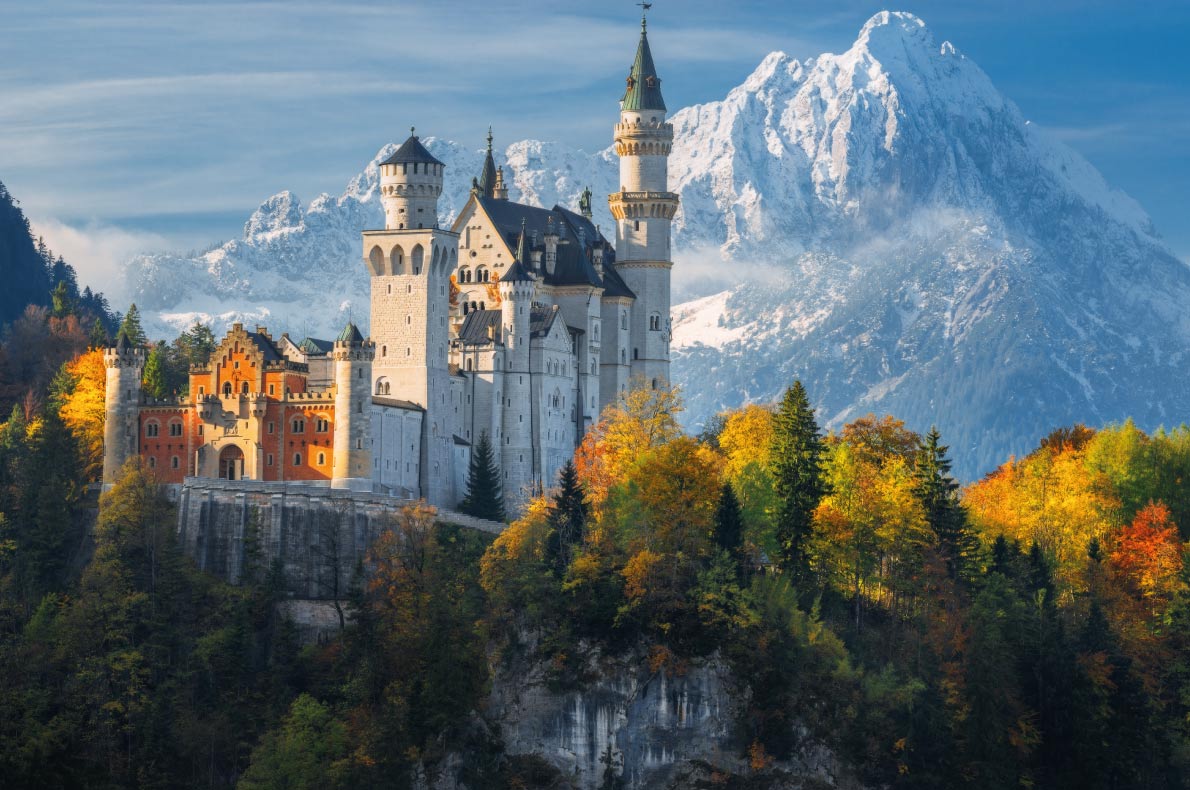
503,257,534,283
475,196,634,299
336,322,365,343
530,305,561,339
477,130,497,198
457,310,501,346
246,331,283,362
622,20,666,112
453,435,471,447
380,134,444,167
298,337,333,356
372,397,424,412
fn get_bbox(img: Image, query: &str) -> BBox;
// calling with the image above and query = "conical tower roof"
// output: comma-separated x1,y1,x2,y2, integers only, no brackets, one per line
381,129,444,167
477,128,497,198
621,14,666,112
336,321,364,343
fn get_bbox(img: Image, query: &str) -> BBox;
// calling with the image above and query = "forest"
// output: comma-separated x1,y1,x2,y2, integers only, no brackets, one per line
3,183,1190,789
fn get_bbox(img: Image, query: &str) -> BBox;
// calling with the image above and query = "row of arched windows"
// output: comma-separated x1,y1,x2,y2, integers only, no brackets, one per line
457,267,490,283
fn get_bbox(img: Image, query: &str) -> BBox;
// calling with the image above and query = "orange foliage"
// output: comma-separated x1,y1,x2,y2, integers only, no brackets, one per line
630,436,722,554
838,414,920,464
1110,502,1184,604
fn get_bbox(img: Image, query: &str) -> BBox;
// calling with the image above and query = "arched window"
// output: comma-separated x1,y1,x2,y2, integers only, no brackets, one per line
241,381,250,395
633,348,639,360
171,456,180,469
145,422,159,438
223,381,232,396
620,349,626,364
317,452,325,465
411,244,424,274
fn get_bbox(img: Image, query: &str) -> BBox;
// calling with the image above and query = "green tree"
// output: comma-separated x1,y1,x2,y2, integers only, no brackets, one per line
50,280,75,318
913,427,978,581
142,343,168,399
118,303,147,346
459,432,504,522
87,317,109,349
713,481,744,564
239,694,350,790
769,380,826,582
545,460,587,576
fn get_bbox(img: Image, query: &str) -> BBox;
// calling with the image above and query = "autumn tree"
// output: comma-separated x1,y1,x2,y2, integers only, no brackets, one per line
57,348,108,479
769,380,826,582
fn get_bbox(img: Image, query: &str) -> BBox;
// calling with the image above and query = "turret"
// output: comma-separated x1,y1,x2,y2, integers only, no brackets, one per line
610,8,677,388
379,129,444,230
476,127,497,199
102,331,147,487
498,221,536,510
492,165,509,201
331,322,375,491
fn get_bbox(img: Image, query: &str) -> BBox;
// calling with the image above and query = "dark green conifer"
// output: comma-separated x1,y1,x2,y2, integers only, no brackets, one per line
88,317,109,349
142,343,168,399
769,380,826,582
545,460,587,576
713,481,744,557
459,432,504,522
118,302,147,346
914,427,978,581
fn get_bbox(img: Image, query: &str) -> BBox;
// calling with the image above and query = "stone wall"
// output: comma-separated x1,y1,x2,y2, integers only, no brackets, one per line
176,477,503,597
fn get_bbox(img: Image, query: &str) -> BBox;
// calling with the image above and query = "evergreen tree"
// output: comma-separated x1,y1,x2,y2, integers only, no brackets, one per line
769,380,826,582
545,460,587,576
50,280,74,318
87,317,108,349
914,427,978,581
142,343,168,399
459,432,504,522
713,480,745,560
118,302,147,346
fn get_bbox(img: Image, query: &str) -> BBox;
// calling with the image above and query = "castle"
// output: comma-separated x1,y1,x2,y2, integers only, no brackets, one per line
103,14,677,514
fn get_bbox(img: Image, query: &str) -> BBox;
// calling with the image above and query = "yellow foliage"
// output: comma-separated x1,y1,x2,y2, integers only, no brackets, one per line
964,443,1120,592
629,436,722,554
59,349,108,480
621,549,664,603
718,404,774,481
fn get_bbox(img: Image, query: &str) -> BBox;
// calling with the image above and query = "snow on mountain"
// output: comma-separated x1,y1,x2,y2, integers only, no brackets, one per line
124,11,1190,478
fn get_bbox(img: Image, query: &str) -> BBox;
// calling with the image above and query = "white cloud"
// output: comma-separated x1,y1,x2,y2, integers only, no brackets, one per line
30,216,168,309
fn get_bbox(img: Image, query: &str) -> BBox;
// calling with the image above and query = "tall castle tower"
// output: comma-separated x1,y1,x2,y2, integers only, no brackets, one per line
610,11,678,387
363,130,459,506
331,322,375,492
102,332,147,487
498,225,536,510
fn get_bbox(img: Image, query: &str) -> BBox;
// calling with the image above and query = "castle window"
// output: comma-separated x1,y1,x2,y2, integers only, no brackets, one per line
649,314,661,331
148,457,156,469
267,454,274,466
241,382,250,395
169,422,182,437
198,386,204,396
146,422,159,437
293,453,301,465
651,378,658,390
621,349,626,364
633,348,639,360
317,452,325,465
198,425,204,436
268,384,275,395
358,369,363,379
381,345,387,357
268,422,274,434
634,221,640,231
356,439,362,449
315,418,329,433
223,382,232,396
292,419,305,433
171,456,179,469
234,361,240,370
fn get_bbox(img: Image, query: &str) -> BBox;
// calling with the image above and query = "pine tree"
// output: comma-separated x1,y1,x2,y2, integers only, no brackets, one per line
769,380,826,582
50,280,74,318
459,432,504,522
914,427,978,581
545,460,587,575
88,317,109,349
142,343,168,399
713,481,744,557
118,303,147,346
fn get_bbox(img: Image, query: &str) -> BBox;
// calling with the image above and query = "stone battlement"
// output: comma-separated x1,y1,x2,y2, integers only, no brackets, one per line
176,478,505,597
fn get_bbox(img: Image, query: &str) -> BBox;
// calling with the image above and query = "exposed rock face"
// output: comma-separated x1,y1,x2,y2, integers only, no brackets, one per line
482,646,857,789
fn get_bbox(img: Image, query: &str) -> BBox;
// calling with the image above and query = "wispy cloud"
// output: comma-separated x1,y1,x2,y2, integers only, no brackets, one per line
30,216,172,306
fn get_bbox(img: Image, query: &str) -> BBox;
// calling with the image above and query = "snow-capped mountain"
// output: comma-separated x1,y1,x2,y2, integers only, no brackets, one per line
124,11,1190,478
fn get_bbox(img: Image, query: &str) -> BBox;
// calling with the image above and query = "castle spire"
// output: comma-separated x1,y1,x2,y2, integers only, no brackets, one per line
477,126,497,198
622,5,665,112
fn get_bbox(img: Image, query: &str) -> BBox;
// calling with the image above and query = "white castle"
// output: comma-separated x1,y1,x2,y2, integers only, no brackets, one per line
102,14,677,515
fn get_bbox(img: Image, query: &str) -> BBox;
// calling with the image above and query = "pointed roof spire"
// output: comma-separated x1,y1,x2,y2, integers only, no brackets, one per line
336,321,364,344
516,217,527,263
622,5,665,112
477,126,497,198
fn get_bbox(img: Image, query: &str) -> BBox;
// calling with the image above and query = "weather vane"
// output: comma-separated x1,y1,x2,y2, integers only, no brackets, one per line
638,1,652,27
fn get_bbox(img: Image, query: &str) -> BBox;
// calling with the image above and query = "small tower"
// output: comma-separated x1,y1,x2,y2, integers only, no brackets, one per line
498,221,536,511
379,127,444,230
363,128,459,506
102,332,147,487
331,321,375,492
610,8,678,388
492,165,509,201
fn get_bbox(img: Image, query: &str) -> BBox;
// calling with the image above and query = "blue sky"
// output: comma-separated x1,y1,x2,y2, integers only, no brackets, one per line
2,0,1187,291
